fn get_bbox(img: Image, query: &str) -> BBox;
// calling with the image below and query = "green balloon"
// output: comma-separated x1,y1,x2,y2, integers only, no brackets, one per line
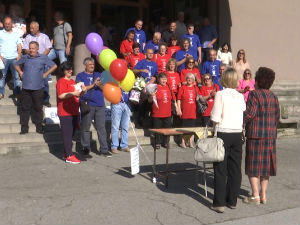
98,49,117,70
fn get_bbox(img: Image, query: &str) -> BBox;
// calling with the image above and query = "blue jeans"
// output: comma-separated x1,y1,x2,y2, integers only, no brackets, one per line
111,102,131,149
48,48,67,64
0,58,21,96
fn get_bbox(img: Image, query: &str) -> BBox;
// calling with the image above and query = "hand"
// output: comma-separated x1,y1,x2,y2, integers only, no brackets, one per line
185,53,191,58
142,69,150,74
42,73,48,79
207,43,213,48
210,91,216,97
244,86,250,93
81,84,87,92
197,57,202,64
0,55,5,63
65,47,71,55
72,90,81,97
94,77,102,87
177,110,182,117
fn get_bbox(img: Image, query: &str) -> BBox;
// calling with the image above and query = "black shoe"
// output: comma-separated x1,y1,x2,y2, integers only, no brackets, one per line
20,130,28,135
82,147,90,155
100,151,112,158
44,102,51,107
36,125,44,134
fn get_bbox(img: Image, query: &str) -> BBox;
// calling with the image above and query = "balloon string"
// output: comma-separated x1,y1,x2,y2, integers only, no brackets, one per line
122,94,152,164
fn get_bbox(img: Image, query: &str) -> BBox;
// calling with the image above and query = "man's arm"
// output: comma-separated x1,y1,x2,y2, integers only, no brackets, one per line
17,44,22,60
43,64,57,79
65,32,73,55
14,64,24,79
43,48,51,55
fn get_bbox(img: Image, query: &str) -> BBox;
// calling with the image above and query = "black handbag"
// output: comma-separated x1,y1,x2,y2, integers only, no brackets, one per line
194,86,207,114
79,74,94,115
167,85,177,116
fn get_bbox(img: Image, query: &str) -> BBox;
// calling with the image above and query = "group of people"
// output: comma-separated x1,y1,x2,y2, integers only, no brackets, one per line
0,7,280,214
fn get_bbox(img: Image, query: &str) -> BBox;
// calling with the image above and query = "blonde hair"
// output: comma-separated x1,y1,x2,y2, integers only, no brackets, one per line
221,68,239,88
166,58,177,71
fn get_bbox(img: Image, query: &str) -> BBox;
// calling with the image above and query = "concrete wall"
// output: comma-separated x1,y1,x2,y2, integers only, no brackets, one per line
223,0,300,82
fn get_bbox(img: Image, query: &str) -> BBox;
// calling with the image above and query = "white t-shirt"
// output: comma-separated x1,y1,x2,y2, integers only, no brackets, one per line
211,88,246,132
217,49,232,66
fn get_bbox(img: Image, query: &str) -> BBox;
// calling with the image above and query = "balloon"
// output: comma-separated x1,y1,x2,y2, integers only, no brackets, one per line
85,32,103,55
99,49,117,70
98,46,109,55
100,70,117,85
109,59,128,81
103,82,122,104
120,69,135,92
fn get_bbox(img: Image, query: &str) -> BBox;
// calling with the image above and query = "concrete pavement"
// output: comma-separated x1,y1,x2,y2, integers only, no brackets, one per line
0,137,299,225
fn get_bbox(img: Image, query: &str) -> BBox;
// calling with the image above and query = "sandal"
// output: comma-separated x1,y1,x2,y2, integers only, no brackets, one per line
260,192,267,204
243,196,260,205
179,143,186,149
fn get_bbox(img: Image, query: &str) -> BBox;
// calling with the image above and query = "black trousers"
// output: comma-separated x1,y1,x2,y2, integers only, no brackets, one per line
213,132,243,207
152,117,172,145
59,115,78,156
20,88,44,130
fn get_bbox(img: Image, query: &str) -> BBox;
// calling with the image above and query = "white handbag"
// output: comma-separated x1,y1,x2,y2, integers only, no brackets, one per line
194,126,225,162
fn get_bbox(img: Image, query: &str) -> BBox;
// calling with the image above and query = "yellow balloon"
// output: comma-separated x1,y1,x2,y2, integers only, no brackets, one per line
120,69,135,92
99,49,117,70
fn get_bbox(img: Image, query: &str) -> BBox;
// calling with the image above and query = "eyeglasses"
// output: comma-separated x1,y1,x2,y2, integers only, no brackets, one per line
188,61,195,63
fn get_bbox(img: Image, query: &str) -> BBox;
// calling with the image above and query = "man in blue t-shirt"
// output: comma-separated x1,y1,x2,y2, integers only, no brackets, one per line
133,48,158,127
75,57,111,157
124,19,146,52
175,38,198,72
198,17,218,61
144,32,161,54
182,23,202,64
213,63,226,90
133,48,158,83
201,49,221,77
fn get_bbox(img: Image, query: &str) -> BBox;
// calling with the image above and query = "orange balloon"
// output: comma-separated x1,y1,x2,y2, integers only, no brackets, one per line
103,82,122,104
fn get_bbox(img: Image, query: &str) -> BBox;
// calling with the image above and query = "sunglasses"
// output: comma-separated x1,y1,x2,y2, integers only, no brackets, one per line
204,77,211,81
188,61,195,63
244,72,251,75
239,52,245,55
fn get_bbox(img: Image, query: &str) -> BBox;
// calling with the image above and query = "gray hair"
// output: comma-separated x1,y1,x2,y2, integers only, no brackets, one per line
30,21,39,27
185,72,195,81
83,57,95,65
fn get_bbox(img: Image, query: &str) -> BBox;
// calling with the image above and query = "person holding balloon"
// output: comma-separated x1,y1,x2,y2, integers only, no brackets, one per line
120,30,135,63
110,89,131,154
75,57,112,157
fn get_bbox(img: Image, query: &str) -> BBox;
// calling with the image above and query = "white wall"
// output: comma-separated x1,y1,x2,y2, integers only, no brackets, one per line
228,0,300,82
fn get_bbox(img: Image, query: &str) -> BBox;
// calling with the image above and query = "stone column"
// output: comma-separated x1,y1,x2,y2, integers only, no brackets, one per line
72,0,91,75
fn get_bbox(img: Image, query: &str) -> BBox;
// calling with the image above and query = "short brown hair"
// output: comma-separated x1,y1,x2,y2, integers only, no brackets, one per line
255,67,275,89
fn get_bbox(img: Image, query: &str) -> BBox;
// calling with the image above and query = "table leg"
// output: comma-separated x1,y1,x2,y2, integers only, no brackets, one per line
165,135,170,189
152,133,157,183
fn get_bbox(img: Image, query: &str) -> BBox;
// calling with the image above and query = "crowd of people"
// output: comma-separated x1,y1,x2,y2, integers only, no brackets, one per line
0,6,280,213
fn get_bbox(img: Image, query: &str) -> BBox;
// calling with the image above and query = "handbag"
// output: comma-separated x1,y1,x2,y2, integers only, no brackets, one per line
79,74,94,115
167,85,177,116
194,86,207,114
194,126,225,162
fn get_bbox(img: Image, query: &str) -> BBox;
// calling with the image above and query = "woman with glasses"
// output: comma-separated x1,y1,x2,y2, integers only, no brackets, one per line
180,56,201,85
237,69,255,102
233,49,251,80
177,73,200,148
199,73,220,127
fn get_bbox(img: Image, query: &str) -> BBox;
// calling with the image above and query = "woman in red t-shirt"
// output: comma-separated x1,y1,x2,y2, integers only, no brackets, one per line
56,62,85,164
128,42,145,69
199,73,220,127
148,73,177,148
167,35,181,58
120,30,135,63
166,58,181,96
177,73,200,148
153,42,171,73
180,56,201,85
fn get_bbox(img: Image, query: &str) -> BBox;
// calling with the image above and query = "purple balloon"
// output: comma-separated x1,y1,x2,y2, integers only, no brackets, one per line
85,32,103,55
